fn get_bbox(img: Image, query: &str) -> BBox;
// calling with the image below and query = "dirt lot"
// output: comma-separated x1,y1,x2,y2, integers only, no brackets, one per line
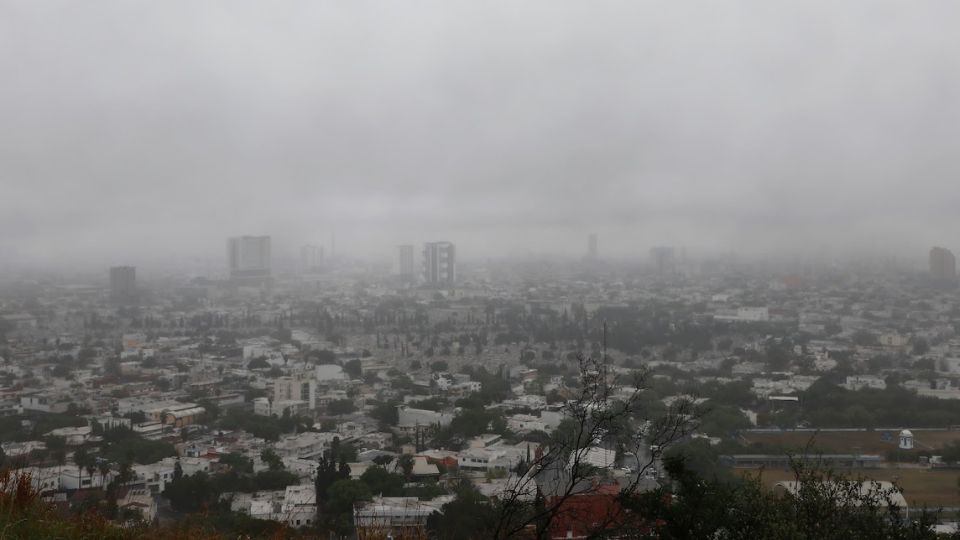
741,430,960,454
738,467,960,509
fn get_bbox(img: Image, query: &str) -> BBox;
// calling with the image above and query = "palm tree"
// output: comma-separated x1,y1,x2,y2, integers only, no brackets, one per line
98,461,112,489
117,460,134,485
85,461,97,489
53,449,66,489
73,448,89,490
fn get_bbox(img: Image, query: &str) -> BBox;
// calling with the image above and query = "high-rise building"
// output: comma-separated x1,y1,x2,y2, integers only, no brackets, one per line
587,233,598,259
300,244,324,272
930,246,957,282
650,246,676,275
109,266,136,301
274,374,316,410
228,236,271,284
423,241,456,286
396,245,415,279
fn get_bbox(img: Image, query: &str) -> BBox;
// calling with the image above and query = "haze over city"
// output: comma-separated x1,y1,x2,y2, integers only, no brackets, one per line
3,1,960,269
7,3,960,539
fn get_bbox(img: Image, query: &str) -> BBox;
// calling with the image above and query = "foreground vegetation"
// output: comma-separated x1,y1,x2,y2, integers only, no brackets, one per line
5,455,960,539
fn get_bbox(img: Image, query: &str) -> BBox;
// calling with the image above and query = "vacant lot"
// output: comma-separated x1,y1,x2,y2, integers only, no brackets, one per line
738,467,960,509
741,430,960,454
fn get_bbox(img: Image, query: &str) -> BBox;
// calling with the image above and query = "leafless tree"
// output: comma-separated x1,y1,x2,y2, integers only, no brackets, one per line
486,354,698,539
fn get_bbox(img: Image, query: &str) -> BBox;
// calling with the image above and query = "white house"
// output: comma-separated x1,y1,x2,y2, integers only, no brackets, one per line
844,375,887,391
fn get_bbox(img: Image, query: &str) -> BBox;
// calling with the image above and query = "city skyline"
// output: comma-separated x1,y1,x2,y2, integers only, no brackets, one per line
4,2,960,266
5,2,960,537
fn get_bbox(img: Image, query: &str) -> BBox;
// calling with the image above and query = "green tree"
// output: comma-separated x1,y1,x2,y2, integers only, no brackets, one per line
219,452,254,474
73,447,91,489
398,453,415,479
327,399,356,416
163,472,216,513
628,456,941,540
370,401,399,426
247,357,270,370
325,479,372,534
261,448,284,471
359,466,404,497
427,479,497,540
343,359,362,379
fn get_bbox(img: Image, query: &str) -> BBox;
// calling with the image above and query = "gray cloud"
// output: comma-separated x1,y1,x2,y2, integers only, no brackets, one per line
2,1,960,267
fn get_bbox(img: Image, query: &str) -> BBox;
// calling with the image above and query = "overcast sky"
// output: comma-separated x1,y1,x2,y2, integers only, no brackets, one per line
2,1,960,268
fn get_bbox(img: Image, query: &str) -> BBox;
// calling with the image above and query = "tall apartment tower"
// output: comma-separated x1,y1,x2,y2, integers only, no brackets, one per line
396,245,415,279
300,244,324,272
650,246,676,275
587,233,598,259
109,266,136,301
423,241,456,286
930,246,957,281
228,236,271,284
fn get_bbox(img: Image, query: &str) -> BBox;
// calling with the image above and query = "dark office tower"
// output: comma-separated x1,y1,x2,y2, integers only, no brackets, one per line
228,235,272,285
587,233,598,259
650,246,676,275
396,245,415,279
300,244,324,273
423,241,456,286
109,266,136,301
930,246,957,282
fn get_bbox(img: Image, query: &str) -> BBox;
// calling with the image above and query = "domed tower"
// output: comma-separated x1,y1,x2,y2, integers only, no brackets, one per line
899,429,914,450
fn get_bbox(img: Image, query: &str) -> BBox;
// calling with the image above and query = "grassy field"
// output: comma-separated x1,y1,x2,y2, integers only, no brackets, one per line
737,467,960,509
741,430,960,454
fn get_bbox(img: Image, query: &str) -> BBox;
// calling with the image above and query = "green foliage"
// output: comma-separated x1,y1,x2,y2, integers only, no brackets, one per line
163,467,300,514
343,358,362,379
337,442,359,463
397,453,415,478
426,479,497,540
327,399,356,415
246,357,270,370
215,470,299,493
391,373,424,394
122,411,147,424
218,453,253,474
369,400,399,426
802,379,960,427
662,439,731,481
0,470,162,539
310,349,338,364
629,457,942,540
260,448,283,471
178,511,285,538
697,405,752,437
326,479,372,516
434,408,505,448
700,379,755,408
404,480,448,499
851,330,879,346
1,413,88,442
409,396,447,411
359,466,404,496
217,409,309,441
102,436,177,465
196,399,220,421
163,472,218,513
462,366,511,404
